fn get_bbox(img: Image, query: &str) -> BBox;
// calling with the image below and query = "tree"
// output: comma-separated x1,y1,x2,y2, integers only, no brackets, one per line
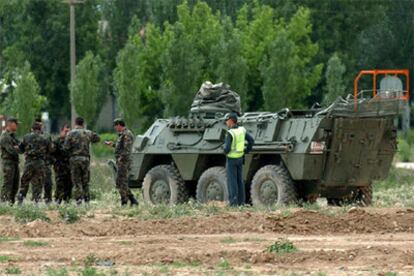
160,1,223,116
2,62,46,134
113,20,165,131
70,51,103,127
211,17,248,110
260,8,322,111
160,23,204,116
323,53,346,105
260,30,298,111
0,0,100,121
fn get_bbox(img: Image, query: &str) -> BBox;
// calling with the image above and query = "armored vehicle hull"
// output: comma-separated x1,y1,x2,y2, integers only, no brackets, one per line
129,70,409,206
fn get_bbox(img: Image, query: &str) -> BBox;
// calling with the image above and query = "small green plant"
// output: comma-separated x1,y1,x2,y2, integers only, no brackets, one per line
384,272,398,276
84,254,98,267
79,266,106,276
220,237,237,244
0,237,19,243
23,240,49,247
397,138,412,162
46,267,69,276
0,204,14,216
217,258,231,270
58,205,82,224
266,239,298,254
0,255,11,262
4,266,21,274
13,205,50,223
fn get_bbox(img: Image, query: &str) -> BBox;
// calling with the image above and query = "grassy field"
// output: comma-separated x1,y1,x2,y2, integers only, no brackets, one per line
0,156,411,222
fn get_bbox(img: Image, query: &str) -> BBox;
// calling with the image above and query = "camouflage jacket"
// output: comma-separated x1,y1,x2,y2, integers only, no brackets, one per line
64,126,100,158
20,130,51,161
114,128,134,162
52,136,70,166
0,130,20,162
42,133,54,165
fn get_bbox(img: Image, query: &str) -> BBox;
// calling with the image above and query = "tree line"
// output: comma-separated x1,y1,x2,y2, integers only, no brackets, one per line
0,0,412,133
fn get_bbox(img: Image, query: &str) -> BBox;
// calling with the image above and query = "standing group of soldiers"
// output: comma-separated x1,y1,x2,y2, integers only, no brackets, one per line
0,116,138,206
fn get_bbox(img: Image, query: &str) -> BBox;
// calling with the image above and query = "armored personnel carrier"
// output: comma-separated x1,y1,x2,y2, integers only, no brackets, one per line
128,70,409,206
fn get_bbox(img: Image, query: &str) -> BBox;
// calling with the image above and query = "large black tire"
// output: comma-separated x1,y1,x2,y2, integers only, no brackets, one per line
196,166,228,203
142,164,188,205
250,165,297,206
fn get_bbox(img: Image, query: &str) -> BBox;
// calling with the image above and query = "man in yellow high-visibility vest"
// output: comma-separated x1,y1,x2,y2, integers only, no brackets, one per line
224,113,254,206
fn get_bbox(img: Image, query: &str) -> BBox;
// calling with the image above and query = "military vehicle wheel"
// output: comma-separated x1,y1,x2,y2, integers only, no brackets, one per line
250,165,297,206
142,164,188,205
196,166,228,203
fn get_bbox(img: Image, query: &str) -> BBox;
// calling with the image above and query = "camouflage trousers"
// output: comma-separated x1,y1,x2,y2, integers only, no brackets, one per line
69,157,90,202
43,165,53,203
18,159,45,202
54,162,72,203
0,160,20,204
116,160,134,204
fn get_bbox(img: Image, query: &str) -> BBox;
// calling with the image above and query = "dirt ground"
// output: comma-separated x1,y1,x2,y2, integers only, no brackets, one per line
0,208,414,275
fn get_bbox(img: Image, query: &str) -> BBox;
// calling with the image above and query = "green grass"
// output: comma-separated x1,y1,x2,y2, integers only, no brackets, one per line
266,239,298,254
23,240,49,247
0,255,12,262
84,254,98,267
217,258,231,270
4,266,21,274
220,237,237,244
45,267,69,276
13,205,50,223
79,266,106,276
0,237,19,243
58,205,84,224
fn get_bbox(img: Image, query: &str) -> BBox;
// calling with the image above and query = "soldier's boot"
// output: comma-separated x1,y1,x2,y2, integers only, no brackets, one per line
129,194,138,206
17,193,25,205
121,200,128,206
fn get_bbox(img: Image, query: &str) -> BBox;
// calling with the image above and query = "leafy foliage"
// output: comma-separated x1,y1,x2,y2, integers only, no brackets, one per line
0,0,412,128
1,62,46,135
323,53,346,105
70,51,104,127
266,239,298,254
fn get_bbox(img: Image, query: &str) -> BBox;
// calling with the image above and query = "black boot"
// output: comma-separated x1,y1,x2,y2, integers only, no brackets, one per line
129,194,138,206
17,193,24,205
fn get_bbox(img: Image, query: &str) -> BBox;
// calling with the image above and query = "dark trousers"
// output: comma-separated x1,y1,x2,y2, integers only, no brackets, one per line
43,165,53,202
226,157,245,206
1,160,19,204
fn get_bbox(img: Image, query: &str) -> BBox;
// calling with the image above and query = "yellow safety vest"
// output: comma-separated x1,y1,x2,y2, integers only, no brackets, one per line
227,126,246,159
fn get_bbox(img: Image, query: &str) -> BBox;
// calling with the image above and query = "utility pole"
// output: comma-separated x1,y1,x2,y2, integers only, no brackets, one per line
64,0,84,127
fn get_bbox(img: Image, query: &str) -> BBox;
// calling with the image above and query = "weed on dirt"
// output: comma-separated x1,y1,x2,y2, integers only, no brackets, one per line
266,239,298,254
23,240,49,247
4,266,21,274
45,267,69,276
0,255,12,262
0,237,19,243
58,205,85,224
13,205,50,223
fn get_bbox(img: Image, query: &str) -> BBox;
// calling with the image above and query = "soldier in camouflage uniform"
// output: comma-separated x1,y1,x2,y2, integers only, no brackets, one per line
0,118,21,205
35,119,54,203
105,119,138,206
64,117,100,204
17,121,51,203
53,124,72,203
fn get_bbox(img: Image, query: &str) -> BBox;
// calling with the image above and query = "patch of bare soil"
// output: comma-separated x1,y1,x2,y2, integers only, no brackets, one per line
0,208,413,274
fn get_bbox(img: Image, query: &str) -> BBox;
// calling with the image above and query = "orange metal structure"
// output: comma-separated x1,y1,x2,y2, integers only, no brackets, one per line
354,69,410,101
